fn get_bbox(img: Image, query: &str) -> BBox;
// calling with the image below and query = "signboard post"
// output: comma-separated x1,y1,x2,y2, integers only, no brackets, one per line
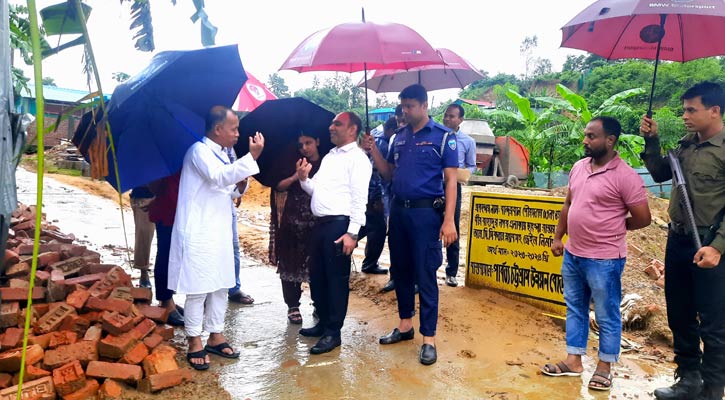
466,192,567,315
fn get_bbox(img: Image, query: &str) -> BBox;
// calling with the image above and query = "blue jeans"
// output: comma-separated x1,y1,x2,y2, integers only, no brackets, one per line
561,250,625,363
229,207,241,295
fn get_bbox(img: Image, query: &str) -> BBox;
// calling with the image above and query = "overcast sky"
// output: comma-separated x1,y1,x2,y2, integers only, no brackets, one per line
13,0,590,105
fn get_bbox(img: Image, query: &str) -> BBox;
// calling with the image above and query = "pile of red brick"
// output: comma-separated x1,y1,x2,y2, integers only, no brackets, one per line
1,204,192,399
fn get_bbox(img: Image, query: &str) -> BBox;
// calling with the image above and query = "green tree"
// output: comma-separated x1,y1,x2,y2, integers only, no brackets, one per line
41,77,56,86
267,73,290,98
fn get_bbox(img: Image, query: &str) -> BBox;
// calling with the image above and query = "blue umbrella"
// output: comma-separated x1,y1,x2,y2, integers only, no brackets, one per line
98,44,247,192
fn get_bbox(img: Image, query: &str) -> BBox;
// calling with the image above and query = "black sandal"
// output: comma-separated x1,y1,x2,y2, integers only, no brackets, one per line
186,349,210,371
287,307,303,325
588,371,613,391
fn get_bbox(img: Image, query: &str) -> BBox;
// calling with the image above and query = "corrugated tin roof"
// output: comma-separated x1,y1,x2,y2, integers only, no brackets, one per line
370,107,395,114
20,85,110,103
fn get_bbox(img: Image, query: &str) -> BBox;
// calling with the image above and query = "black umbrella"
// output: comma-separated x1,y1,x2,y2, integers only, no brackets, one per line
235,97,335,187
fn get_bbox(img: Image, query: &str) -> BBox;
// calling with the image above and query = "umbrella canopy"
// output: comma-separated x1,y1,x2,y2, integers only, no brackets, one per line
360,48,484,93
560,0,725,114
100,44,247,192
235,97,335,188
235,71,277,112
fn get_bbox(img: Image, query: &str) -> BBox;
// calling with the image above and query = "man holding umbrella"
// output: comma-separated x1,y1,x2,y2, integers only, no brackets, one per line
641,82,725,400
169,106,264,370
364,84,458,365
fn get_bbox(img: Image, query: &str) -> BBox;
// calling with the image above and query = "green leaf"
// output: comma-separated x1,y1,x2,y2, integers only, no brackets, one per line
556,84,592,122
505,89,536,123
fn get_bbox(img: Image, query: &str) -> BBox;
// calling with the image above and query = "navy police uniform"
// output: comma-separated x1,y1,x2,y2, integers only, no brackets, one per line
387,118,457,337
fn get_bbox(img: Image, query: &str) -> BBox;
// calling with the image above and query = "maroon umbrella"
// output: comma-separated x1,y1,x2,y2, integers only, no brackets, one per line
561,0,725,115
279,9,443,129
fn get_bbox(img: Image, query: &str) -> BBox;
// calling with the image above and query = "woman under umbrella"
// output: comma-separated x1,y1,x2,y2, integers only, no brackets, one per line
269,132,322,324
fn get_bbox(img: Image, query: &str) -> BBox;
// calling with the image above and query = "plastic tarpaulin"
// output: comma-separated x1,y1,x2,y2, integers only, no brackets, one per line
1,0,19,259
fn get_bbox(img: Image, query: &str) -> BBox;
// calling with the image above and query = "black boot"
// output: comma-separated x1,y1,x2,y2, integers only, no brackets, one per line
654,370,704,400
698,384,724,400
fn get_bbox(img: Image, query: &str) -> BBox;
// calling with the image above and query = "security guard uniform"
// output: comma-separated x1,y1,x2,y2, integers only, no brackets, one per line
387,118,457,337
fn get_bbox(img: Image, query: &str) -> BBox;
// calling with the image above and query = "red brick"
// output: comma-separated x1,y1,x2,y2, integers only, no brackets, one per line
130,318,156,341
23,365,51,382
0,344,44,372
0,376,54,400
63,273,105,288
35,303,76,334
0,328,22,350
0,373,11,389
50,256,87,275
98,379,123,400
153,324,175,341
138,368,192,393
43,341,98,370
28,333,53,349
108,287,133,303
59,244,87,260
136,304,170,323
101,311,135,336
142,333,164,350
128,304,145,325
66,288,90,310
644,264,661,280
52,360,86,395
14,230,29,239
85,297,132,315
656,275,665,288
5,262,29,277
0,287,46,302
32,303,49,318
48,331,79,349
37,251,62,267
86,264,117,275
8,278,29,288
34,269,50,285
16,243,62,255
58,315,90,336
11,220,35,232
86,361,142,383
40,229,74,244
129,287,152,303
82,324,103,342
98,334,138,359
142,345,178,376
78,311,101,323
61,378,99,400
0,303,19,329
88,267,131,298
3,250,19,267
119,342,149,365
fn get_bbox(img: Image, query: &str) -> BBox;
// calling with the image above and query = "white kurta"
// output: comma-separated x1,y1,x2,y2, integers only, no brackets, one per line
168,137,259,295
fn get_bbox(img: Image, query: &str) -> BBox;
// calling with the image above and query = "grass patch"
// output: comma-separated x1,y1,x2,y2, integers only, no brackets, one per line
46,166,83,176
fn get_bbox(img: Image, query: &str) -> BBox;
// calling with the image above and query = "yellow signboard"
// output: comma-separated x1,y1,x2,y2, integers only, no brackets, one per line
465,192,567,315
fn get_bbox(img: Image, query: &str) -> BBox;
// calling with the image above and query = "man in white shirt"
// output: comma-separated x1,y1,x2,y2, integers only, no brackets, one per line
296,111,372,355
168,106,264,370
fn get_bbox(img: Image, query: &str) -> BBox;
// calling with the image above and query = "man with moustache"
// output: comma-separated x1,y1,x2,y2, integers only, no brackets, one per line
643,82,725,400
541,116,651,391
296,111,372,355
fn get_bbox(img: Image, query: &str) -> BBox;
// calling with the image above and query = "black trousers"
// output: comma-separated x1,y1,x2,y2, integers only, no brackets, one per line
308,218,351,338
665,230,725,386
153,223,175,302
359,201,387,270
281,280,302,309
444,183,462,277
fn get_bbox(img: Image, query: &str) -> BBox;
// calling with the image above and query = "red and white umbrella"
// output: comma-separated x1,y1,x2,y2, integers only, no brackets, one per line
235,72,277,112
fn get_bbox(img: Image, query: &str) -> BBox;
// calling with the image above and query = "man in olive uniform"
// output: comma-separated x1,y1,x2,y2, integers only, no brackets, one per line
641,82,725,400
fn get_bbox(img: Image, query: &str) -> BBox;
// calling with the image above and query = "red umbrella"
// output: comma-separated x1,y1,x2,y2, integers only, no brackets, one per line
279,10,443,129
235,72,277,112
360,48,484,93
560,0,725,115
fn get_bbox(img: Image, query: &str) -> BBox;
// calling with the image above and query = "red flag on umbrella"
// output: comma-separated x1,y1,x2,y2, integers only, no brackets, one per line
235,72,277,112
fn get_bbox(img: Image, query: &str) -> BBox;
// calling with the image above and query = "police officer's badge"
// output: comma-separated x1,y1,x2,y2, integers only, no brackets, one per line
448,139,457,151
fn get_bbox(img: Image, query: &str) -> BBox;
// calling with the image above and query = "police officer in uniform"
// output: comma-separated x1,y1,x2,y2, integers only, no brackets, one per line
364,84,458,365
641,82,725,400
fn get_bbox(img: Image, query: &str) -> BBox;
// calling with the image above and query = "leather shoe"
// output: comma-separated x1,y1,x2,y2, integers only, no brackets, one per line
379,327,414,345
362,265,388,274
299,324,324,337
699,384,725,400
446,276,458,287
380,279,395,293
419,344,437,365
310,335,341,354
229,290,254,304
167,310,184,327
139,271,152,289
654,370,703,399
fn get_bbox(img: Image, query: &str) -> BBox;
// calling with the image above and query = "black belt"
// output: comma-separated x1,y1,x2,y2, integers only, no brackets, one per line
316,215,349,224
668,222,709,238
393,197,442,209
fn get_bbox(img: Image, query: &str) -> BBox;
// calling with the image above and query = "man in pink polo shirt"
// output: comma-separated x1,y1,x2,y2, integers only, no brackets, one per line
541,116,651,391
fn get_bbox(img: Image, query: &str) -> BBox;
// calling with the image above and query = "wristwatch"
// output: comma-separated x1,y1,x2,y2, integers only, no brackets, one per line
347,232,359,241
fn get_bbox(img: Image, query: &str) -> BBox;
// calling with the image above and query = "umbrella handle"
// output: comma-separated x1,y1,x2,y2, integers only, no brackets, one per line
646,14,667,118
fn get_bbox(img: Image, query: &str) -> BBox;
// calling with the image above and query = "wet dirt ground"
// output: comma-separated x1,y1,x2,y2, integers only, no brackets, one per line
14,167,676,399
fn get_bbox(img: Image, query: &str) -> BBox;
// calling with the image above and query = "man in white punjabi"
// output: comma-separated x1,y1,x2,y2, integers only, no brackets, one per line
296,111,372,354
168,106,264,370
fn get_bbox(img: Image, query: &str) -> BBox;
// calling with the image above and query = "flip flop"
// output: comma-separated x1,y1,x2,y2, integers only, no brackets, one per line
205,342,240,359
588,371,613,391
541,361,582,377
186,350,209,371
287,307,303,325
